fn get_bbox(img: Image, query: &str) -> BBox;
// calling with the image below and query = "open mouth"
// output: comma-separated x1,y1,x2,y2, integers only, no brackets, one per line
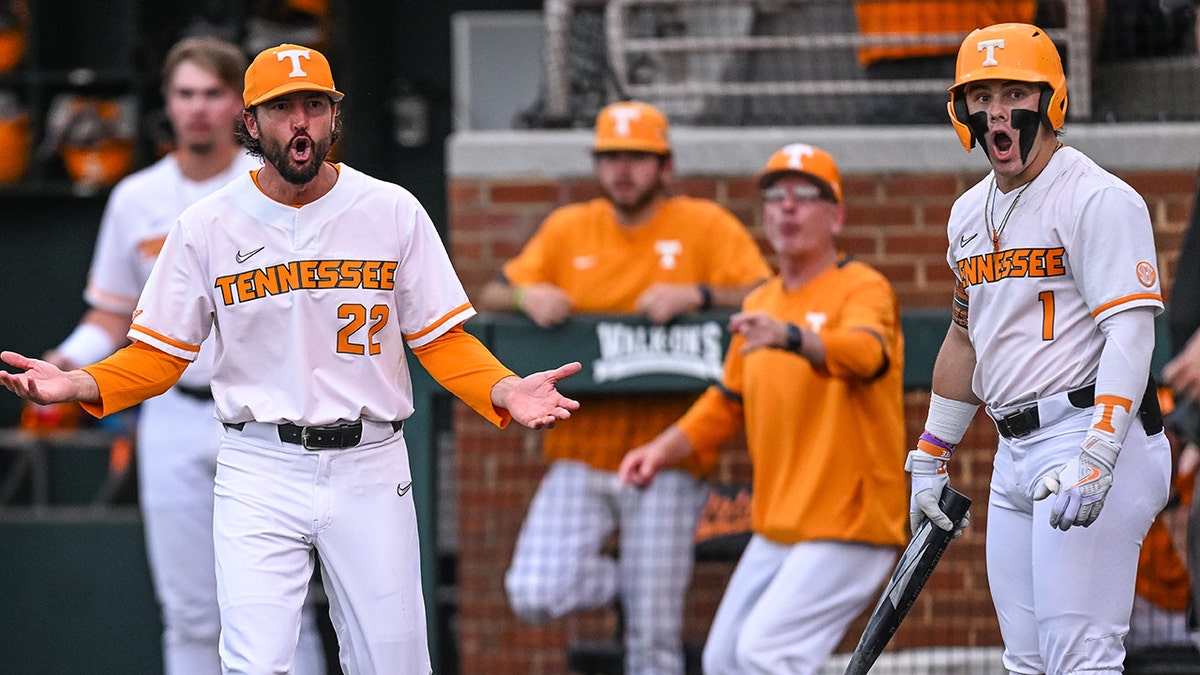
991,131,1014,160
290,136,312,163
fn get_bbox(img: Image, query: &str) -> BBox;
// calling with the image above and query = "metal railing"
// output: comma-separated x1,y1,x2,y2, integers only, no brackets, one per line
541,0,1092,124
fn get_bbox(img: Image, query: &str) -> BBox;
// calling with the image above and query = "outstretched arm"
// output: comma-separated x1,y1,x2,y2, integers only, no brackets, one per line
490,362,582,429
0,351,101,404
618,424,694,486
413,324,580,427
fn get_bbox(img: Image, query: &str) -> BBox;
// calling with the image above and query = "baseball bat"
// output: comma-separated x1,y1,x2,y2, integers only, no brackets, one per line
842,487,972,675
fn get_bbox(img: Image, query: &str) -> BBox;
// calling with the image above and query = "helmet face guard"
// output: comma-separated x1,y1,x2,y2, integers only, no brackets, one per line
947,23,1067,153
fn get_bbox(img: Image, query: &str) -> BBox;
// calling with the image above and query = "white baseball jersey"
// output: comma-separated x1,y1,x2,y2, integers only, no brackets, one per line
88,152,261,388
128,163,474,426
947,146,1163,409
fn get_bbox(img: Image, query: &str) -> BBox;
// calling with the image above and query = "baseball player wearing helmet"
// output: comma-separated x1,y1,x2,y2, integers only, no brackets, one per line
41,37,325,675
0,43,581,675
479,101,771,674
619,143,907,675
910,23,1171,674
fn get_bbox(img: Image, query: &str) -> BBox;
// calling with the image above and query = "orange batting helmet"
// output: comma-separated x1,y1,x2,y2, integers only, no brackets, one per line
947,23,1067,152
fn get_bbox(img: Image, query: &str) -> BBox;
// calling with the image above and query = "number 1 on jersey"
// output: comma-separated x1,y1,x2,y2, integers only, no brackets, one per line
1038,291,1055,341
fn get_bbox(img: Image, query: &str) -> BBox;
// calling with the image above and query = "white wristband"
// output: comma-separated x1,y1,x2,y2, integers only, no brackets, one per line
55,323,119,368
924,393,980,445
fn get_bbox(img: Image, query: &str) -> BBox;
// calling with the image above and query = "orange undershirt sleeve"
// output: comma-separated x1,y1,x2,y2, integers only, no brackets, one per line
412,324,516,428
821,328,889,380
80,341,190,417
676,385,744,470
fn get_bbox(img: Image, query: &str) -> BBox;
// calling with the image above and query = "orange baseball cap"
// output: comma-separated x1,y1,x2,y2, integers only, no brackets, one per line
593,101,670,155
243,44,344,108
757,143,843,204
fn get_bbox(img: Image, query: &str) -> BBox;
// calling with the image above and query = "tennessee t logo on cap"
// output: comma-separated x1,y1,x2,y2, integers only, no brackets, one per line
593,101,671,155
243,43,345,108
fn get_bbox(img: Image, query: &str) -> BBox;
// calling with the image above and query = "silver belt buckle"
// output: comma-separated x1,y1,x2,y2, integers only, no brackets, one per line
300,426,313,449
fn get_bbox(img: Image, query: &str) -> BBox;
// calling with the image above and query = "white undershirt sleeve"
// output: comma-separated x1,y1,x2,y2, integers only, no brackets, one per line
1091,306,1157,444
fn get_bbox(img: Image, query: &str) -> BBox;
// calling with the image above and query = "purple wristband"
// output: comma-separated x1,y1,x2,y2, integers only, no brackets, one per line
918,431,955,459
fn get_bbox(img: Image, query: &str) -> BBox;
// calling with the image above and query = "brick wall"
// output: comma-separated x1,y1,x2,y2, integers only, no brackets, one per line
447,167,1195,674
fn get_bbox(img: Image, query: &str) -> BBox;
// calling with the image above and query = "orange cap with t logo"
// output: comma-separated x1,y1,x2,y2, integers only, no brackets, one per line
757,143,843,204
243,44,344,108
593,101,670,155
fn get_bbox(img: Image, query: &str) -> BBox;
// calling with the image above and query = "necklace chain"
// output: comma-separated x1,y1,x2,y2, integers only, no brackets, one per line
985,176,1031,252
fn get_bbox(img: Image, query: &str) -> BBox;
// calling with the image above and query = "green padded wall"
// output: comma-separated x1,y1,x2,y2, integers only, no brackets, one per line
0,508,162,674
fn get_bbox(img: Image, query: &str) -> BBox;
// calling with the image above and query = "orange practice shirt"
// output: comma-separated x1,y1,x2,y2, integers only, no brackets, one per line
855,1,1037,66
678,260,908,546
503,195,772,475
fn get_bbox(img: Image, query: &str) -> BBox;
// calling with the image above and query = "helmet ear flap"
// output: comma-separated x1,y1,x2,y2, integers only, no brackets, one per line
1044,84,1068,130
1038,87,1054,131
948,93,976,152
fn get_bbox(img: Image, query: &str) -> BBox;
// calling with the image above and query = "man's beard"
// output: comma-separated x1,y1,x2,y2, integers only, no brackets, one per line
603,180,662,217
261,134,330,185
184,140,217,155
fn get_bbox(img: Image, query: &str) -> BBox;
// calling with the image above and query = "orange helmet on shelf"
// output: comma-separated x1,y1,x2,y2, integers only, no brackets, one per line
0,110,28,184
947,23,1067,153
60,139,134,188
42,94,137,187
0,88,27,184
0,26,23,72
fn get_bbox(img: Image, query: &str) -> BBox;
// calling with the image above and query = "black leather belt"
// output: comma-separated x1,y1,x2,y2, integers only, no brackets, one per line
995,377,1163,439
175,384,213,401
224,420,403,449
995,384,1095,439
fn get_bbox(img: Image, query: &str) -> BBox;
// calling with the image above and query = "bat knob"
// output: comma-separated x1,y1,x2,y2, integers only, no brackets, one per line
1042,476,1060,493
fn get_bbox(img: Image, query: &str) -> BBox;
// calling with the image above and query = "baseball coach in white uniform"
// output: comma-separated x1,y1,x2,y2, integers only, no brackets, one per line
0,43,582,675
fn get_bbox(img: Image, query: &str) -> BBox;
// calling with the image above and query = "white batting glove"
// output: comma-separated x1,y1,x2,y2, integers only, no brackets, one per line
906,432,956,535
1033,434,1119,531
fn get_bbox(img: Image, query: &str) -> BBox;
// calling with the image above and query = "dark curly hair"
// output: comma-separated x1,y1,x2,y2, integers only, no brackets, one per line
235,101,343,158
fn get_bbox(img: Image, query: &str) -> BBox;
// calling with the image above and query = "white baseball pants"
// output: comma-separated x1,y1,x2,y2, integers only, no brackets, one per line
701,536,896,675
214,421,429,675
987,403,1171,675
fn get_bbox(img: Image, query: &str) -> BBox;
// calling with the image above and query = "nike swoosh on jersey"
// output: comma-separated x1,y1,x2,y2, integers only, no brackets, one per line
1066,467,1103,490
959,233,979,247
235,246,265,264
397,481,413,497
573,255,597,270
